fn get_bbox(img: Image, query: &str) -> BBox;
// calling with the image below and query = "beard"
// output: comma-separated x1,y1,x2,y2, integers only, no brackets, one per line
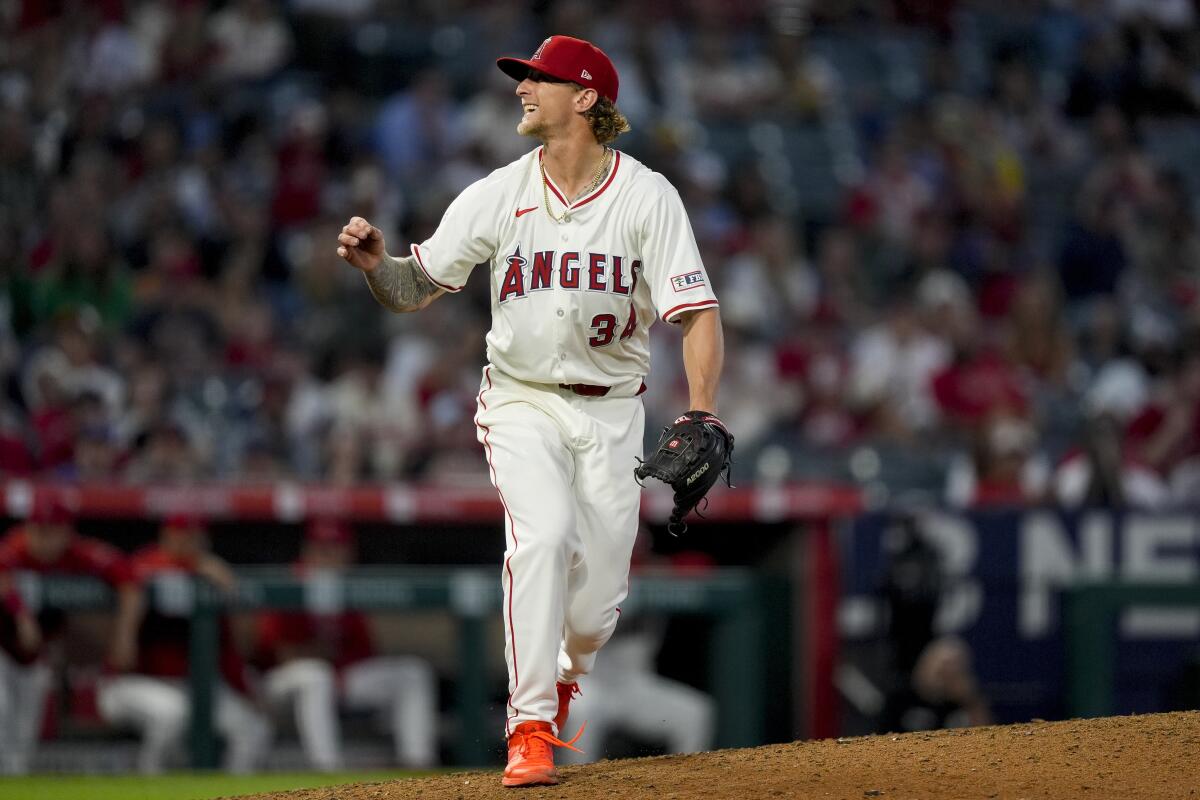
517,117,546,138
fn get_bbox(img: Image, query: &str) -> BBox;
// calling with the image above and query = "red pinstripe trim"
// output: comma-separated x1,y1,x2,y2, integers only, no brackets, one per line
538,148,621,211
410,244,464,293
475,366,521,734
573,150,620,209
538,148,567,206
662,299,719,323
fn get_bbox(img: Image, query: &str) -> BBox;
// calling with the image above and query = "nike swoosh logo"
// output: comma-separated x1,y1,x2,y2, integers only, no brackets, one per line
515,206,539,218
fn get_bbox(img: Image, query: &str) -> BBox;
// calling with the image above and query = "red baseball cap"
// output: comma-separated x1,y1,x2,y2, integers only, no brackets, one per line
29,495,75,526
162,513,206,532
305,517,354,546
497,35,619,103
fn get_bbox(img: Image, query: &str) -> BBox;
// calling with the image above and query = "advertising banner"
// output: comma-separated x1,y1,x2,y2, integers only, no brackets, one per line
840,510,1200,723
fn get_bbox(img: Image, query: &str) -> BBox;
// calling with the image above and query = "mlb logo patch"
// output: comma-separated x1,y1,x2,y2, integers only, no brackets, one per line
670,271,705,292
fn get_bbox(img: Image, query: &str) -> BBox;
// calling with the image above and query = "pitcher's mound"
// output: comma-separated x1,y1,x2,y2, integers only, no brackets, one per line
235,710,1199,800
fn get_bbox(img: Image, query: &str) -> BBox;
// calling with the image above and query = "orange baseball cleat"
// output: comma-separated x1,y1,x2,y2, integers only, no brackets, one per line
554,681,581,733
502,720,584,788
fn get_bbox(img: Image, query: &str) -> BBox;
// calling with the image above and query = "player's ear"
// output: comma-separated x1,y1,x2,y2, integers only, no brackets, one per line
575,87,599,113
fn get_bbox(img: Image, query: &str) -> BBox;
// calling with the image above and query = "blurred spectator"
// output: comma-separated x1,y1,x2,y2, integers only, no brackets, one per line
0,496,140,774
254,518,439,769
930,293,1028,429
945,410,1050,508
0,404,36,477
684,29,782,121
375,71,461,187
1124,345,1200,502
848,134,935,249
207,0,293,83
1054,410,1168,509
720,216,818,342
0,0,1198,498
29,221,132,331
1058,190,1128,304
66,424,122,482
1004,273,1074,389
123,421,203,484
98,514,271,773
848,290,950,438
23,312,123,419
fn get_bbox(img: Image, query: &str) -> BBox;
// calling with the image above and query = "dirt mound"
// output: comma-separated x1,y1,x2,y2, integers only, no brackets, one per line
233,711,1199,800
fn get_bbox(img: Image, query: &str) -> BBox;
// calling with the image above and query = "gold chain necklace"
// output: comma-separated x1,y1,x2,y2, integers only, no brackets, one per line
541,147,611,223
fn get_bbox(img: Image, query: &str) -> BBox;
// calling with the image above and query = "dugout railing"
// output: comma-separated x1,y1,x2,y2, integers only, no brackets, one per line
22,567,766,767
2,480,860,765
1065,580,1200,719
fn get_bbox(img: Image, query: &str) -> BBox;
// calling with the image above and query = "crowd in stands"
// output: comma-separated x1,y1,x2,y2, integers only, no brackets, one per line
4,0,1200,508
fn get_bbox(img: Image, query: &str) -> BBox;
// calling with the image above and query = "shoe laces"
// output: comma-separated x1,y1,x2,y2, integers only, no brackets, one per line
514,722,587,756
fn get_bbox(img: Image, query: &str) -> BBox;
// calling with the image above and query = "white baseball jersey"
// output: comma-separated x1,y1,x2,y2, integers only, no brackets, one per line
411,147,719,396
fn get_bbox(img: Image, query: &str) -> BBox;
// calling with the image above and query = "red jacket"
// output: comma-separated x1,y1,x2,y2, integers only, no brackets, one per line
0,527,133,664
125,545,252,695
253,567,375,673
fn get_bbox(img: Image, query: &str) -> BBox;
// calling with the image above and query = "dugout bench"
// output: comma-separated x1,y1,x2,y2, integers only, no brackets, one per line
17,567,767,768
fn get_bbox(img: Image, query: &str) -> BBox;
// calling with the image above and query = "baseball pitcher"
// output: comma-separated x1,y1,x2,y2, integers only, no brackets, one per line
338,35,731,787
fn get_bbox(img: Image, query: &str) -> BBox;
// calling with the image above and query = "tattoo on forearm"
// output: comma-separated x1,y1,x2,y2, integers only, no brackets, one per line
364,254,437,312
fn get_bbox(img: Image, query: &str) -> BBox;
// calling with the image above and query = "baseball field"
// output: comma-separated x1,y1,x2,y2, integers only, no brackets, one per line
0,771,427,800
108,710,1200,800
1,711,1192,799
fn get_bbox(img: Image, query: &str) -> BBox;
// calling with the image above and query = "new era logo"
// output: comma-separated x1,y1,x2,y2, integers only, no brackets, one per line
670,270,706,292
581,69,592,80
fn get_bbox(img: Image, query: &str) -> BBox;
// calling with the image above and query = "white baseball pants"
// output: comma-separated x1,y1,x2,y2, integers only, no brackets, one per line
97,675,272,773
475,366,644,737
342,656,439,767
263,658,342,771
262,656,438,769
0,650,52,774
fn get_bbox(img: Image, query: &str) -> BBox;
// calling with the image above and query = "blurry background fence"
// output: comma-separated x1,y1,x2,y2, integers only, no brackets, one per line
5,482,1200,770
22,566,770,767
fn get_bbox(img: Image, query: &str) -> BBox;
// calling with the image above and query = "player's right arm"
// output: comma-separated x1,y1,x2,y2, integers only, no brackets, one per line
0,552,41,655
337,216,445,313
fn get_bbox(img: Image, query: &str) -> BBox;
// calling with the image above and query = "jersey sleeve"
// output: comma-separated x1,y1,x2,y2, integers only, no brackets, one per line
339,610,375,667
75,538,135,587
252,610,286,668
410,177,500,293
640,185,719,324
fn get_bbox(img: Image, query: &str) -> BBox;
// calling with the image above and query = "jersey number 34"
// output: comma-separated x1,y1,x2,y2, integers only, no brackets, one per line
588,306,638,348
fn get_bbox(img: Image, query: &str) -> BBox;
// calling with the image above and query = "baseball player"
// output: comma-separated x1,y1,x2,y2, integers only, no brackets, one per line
98,514,272,773
254,518,439,770
338,35,725,787
0,496,140,774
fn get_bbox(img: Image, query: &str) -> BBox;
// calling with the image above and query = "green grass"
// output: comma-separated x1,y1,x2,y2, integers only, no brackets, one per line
0,770,434,800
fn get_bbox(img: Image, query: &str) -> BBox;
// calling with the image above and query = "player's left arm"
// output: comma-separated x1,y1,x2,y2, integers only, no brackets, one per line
85,543,145,670
109,582,145,671
679,307,724,414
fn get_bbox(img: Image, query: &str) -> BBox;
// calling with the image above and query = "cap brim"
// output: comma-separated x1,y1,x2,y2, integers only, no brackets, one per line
496,57,538,83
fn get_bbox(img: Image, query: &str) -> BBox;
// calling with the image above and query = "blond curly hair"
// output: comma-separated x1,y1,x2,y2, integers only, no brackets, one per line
570,85,630,145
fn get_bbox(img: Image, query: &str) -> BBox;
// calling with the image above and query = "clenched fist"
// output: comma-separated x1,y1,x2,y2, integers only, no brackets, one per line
337,216,386,273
